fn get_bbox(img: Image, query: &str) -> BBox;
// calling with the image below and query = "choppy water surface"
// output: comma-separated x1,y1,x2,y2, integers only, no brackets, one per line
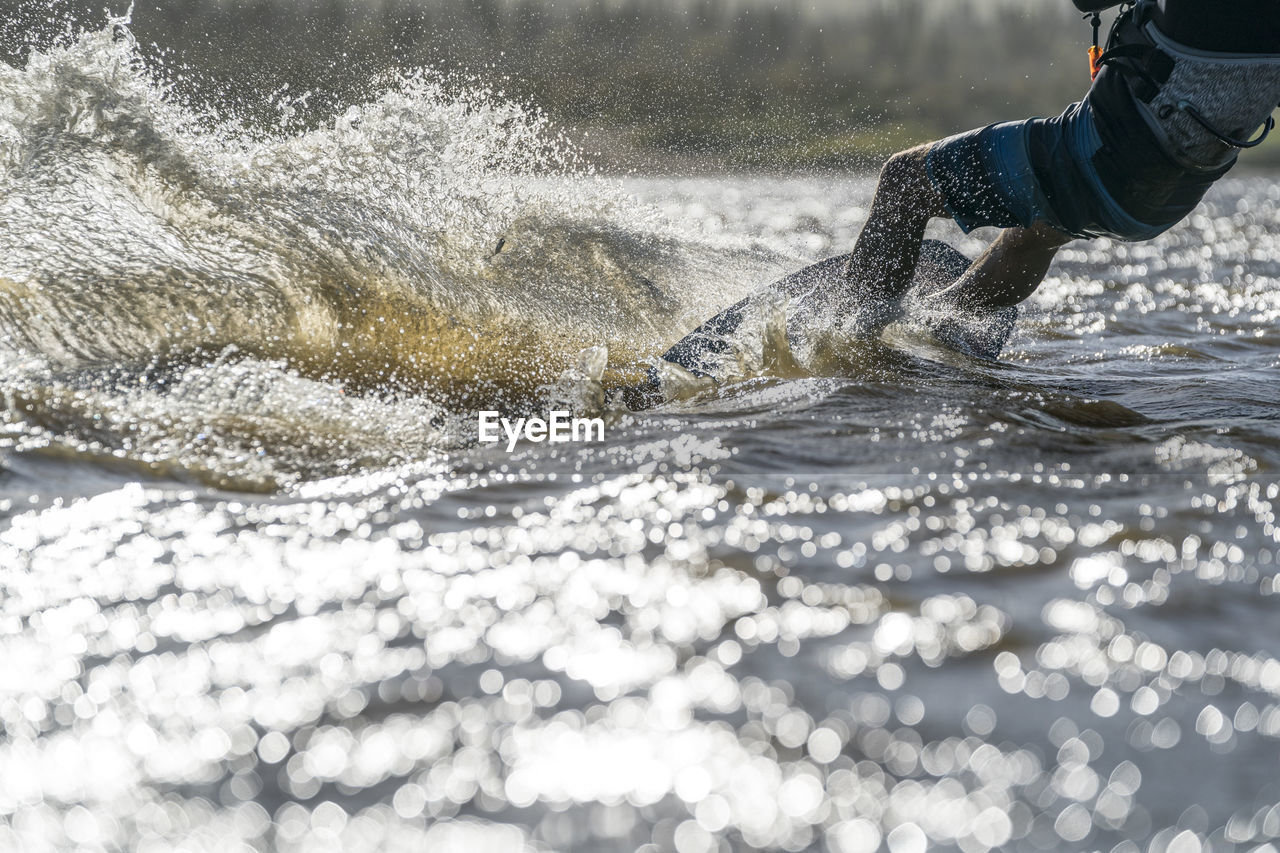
3,21,1280,853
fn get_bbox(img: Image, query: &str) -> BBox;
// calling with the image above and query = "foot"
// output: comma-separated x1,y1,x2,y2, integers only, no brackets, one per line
836,293,904,337
918,302,1019,360
828,238,969,339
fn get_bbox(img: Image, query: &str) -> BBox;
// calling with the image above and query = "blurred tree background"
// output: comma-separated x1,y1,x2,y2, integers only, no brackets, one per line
0,0,1222,170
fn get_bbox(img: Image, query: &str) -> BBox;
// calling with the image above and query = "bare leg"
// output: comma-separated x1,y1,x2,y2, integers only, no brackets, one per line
929,221,1071,310
842,145,950,305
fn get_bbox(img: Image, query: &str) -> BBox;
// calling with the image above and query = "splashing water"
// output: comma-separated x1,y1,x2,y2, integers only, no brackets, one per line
0,16,785,486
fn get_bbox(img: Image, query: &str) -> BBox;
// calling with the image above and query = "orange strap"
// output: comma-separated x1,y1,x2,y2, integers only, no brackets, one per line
1089,45,1104,79
1088,11,1104,79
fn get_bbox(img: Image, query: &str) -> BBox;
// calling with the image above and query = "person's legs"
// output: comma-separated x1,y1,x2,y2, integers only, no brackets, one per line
839,145,950,307
837,140,1068,316
929,221,1072,310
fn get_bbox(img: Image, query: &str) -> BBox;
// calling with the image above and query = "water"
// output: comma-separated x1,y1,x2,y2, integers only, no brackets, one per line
3,20,1280,853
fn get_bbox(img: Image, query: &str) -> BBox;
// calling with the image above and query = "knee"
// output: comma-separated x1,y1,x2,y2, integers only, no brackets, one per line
877,146,931,193
1021,221,1074,250
873,145,944,219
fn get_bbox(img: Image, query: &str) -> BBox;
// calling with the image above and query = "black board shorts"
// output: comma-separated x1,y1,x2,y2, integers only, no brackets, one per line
925,94,1234,242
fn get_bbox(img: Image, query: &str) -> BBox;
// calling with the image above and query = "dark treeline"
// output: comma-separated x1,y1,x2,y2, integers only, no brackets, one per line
5,0,1123,169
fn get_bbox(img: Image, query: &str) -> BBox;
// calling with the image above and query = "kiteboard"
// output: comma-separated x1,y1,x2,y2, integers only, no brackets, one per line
667,238,984,372
620,238,1021,408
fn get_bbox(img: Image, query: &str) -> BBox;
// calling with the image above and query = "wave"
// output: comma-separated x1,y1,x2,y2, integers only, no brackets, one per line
0,16,785,485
